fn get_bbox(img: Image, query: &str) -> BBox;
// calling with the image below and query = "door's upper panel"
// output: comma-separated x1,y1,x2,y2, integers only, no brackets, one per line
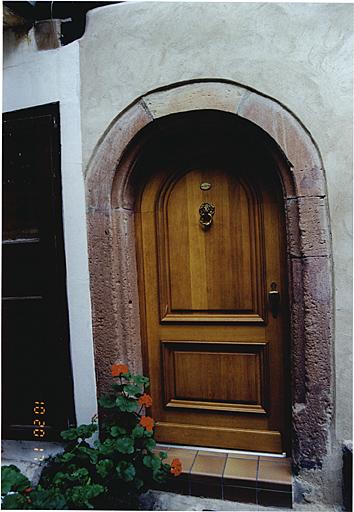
156,167,266,323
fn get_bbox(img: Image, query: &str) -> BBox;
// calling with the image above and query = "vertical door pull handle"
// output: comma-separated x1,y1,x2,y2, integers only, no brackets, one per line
268,282,280,318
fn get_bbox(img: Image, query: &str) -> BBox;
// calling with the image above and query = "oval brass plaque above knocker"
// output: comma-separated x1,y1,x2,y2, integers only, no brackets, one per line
199,202,215,230
200,182,212,191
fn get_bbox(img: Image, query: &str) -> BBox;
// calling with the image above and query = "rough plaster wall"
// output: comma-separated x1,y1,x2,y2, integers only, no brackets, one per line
80,2,353,442
3,29,97,426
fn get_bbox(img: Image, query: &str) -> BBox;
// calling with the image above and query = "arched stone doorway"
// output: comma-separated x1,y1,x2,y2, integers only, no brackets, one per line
85,80,333,471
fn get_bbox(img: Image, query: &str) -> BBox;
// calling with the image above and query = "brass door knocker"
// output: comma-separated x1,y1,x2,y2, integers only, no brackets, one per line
199,202,215,230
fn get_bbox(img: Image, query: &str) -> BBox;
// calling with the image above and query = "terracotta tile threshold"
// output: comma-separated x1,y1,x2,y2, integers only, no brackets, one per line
153,445,293,508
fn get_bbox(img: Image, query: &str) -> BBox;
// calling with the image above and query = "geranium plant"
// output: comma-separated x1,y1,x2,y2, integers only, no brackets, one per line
1,366,182,510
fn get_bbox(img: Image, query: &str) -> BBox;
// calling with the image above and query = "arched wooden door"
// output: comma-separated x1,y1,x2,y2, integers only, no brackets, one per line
135,113,290,454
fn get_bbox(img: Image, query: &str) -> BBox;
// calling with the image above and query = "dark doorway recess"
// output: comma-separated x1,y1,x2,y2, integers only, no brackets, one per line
2,103,76,441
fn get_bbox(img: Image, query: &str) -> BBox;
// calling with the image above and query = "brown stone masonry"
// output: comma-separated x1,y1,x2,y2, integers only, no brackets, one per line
84,80,333,472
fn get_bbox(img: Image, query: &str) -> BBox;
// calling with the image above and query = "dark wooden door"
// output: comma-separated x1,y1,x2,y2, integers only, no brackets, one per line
135,116,290,453
2,104,75,440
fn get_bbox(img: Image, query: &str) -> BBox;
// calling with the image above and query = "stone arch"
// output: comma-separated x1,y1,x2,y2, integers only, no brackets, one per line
85,80,333,470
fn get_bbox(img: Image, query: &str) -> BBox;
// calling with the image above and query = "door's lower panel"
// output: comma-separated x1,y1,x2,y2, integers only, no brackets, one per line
156,422,283,453
161,340,269,414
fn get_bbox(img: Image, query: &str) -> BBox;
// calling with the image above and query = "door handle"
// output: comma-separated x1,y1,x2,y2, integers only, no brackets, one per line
268,282,280,318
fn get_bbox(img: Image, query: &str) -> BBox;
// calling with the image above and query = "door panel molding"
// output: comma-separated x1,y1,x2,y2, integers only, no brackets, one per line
161,340,269,415
85,80,333,470
156,170,266,323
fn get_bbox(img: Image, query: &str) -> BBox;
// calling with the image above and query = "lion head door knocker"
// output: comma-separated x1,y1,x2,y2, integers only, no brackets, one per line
199,202,215,230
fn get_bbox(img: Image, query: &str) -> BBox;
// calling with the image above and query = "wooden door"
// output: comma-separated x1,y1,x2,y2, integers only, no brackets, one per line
2,104,75,441
135,119,290,454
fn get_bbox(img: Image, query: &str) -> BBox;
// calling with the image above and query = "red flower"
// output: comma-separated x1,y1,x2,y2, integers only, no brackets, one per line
170,458,182,477
138,393,153,408
139,416,155,432
111,364,129,377
24,488,33,494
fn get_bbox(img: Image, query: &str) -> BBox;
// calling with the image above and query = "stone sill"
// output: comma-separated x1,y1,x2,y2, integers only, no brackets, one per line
1,440,65,484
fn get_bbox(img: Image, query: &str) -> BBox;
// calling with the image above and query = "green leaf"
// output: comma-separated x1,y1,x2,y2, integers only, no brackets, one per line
77,424,98,439
52,468,89,486
131,425,145,439
1,465,31,495
98,439,116,456
96,459,113,479
77,446,99,464
133,478,144,490
143,454,162,471
70,468,89,483
111,382,124,392
123,464,136,482
110,425,126,437
1,493,28,509
115,395,137,412
98,395,116,408
123,383,141,396
144,438,157,452
52,471,67,486
152,469,168,484
152,461,170,484
115,437,134,454
131,375,150,388
60,452,76,463
61,429,78,441
66,484,105,509
30,488,68,510
60,423,97,441
162,462,171,474
116,461,136,482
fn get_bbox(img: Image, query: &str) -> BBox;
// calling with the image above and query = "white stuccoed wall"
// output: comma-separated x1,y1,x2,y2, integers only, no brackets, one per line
3,29,98,428
2,1,352,459
80,2,353,442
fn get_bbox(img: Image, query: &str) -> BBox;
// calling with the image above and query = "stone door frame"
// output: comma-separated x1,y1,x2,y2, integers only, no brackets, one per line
85,80,333,470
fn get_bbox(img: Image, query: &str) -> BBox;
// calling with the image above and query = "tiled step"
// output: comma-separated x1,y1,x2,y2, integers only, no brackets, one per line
154,445,292,508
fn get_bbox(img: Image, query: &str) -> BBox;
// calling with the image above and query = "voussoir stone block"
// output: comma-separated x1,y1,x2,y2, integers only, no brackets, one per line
86,101,153,211
286,196,330,259
285,198,301,257
302,256,333,406
237,92,326,198
87,209,143,394
87,211,120,394
289,258,306,404
303,256,332,306
290,254,333,469
293,399,331,469
111,209,143,373
143,82,247,119
298,197,331,257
